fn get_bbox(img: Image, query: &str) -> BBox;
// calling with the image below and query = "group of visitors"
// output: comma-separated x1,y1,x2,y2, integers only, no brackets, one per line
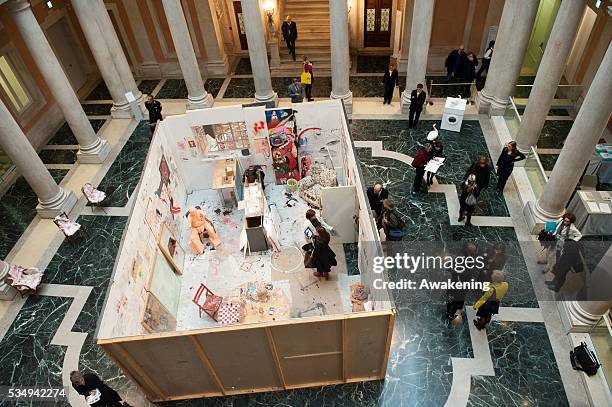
445,41,494,83
367,183,406,242
280,16,315,103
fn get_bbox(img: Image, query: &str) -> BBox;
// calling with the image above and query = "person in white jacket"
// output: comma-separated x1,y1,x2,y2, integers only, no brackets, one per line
543,212,582,274
303,209,333,241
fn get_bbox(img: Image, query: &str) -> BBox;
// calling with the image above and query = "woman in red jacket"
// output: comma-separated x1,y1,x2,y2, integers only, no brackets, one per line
412,144,430,193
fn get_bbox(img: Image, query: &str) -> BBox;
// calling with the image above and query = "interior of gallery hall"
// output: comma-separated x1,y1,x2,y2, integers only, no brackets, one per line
0,0,611,406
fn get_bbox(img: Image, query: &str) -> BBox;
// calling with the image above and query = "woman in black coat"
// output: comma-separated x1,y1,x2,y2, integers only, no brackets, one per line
465,156,491,197
496,141,526,193
382,62,399,105
71,371,123,407
458,174,478,226
312,227,337,280
426,139,444,186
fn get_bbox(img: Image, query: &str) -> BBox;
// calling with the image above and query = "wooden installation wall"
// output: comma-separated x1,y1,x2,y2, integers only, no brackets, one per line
98,310,395,402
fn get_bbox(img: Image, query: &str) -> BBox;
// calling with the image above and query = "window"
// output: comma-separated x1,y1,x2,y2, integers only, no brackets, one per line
0,55,32,113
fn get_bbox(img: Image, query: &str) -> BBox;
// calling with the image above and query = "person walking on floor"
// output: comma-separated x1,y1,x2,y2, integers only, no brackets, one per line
379,199,405,241
382,62,399,105
496,141,526,193
475,41,494,80
412,143,430,193
481,242,506,282
302,56,314,102
281,15,298,61
541,212,582,274
144,94,162,139
473,270,508,330
312,227,337,280
446,242,479,322
288,78,303,103
465,156,491,197
71,370,129,407
409,83,427,129
545,238,585,292
367,182,389,220
445,44,465,80
458,174,478,226
426,139,444,186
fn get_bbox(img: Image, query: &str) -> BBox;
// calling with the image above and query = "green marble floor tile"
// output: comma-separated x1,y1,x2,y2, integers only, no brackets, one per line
47,119,107,145
81,104,112,116
86,81,112,100
138,79,160,95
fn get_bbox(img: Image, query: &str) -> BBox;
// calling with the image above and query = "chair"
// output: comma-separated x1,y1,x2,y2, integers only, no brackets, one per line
53,212,82,245
82,183,107,212
192,283,223,321
4,265,45,298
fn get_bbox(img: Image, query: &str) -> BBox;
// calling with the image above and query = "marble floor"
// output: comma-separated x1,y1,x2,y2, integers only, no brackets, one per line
0,66,599,407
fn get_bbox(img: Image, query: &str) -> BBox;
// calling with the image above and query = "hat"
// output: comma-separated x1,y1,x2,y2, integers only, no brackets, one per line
427,124,438,141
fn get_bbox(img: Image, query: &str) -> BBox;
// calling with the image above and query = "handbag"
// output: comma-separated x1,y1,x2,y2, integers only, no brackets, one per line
300,71,312,85
465,192,477,206
303,249,316,268
388,227,405,240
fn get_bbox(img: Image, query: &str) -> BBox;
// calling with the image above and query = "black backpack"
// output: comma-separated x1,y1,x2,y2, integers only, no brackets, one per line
570,342,601,376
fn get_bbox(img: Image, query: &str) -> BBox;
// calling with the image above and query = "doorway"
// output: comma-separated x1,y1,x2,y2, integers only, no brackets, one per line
232,1,248,50
363,0,392,47
46,17,87,92
565,6,596,83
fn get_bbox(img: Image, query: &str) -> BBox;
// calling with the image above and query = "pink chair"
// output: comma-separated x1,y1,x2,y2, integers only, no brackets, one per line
82,183,107,212
4,265,44,297
53,212,82,245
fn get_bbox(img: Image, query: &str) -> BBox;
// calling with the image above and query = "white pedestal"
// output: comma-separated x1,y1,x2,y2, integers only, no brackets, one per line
441,97,467,132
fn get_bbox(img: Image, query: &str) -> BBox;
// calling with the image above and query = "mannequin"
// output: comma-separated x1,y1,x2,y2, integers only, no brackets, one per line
187,206,221,254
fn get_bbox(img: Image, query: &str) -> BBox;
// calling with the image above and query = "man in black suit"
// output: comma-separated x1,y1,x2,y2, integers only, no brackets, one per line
408,84,426,129
281,15,298,61
367,183,389,220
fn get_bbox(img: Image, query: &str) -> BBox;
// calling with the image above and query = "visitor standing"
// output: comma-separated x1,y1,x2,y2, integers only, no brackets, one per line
312,227,337,280
475,41,495,80
459,51,479,83
382,62,399,105
379,199,405,241
464,156,491,197
458,174,478,226
144,94,162,139
302,56,314,102
408,83,426,129
288,78,303,103
71,370,128,407
281,15,298,61
473,270,508,330
304,209,334,238
546,238,585,292
412,143,430,193
445,44,465,80
426,139,444,186
541,212,582,274
495,141,526,193
367,183,389,219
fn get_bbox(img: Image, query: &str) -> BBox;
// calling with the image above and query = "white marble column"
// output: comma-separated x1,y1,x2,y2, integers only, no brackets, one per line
462,0,477,49
516,0,585,152
240,0,278,105
161,0,213,109
91,0,145,106
329,0,352,113
0,260,16,300
476,0,539,115
70,0,131,118
9,0,110,164
195,0,230,75
401,0,434,113
0,100,77,219
397,0,414,72
532,42,612,222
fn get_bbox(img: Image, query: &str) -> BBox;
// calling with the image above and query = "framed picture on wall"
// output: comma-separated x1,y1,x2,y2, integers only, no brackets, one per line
141,291,177,333
157,223,185,275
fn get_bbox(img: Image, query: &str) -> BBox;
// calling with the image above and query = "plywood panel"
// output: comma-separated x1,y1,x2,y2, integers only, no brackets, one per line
281,354,343,385
196,328,282,390
121,335,220,397
271,320,342,357
346,314,390,378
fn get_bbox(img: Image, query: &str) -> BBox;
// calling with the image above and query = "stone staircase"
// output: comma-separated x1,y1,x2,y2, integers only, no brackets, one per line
276,0,331,75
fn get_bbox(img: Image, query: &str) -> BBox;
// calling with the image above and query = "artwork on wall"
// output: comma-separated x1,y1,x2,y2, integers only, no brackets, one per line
266,109,300,184
190,121,250,153
141,291,177,333
146,250,181,317
158,222,185,275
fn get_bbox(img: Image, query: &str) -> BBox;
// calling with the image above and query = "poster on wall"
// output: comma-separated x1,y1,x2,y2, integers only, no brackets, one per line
190,121,250,154
265,109,300,184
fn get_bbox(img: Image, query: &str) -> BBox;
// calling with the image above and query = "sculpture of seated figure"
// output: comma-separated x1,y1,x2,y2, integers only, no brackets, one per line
187,206,221,254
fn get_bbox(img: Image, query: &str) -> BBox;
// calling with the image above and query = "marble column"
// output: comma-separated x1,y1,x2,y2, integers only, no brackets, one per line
329,0,352,113
0,259,17,300
70,0,131,118
533,42,612,221
462,0,477,49
0,100,77,219
195,0,230,75
397,0,413,73
240,0,278,105
516,0,585,152
9,0,110,164
476,0,539,115
91,0,145,105
401,0,434,113
161,0,213,109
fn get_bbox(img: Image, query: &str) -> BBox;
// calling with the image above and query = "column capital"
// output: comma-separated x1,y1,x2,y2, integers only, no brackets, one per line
7,0,31,13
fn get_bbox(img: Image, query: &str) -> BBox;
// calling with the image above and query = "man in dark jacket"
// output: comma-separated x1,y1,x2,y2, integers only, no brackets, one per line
409,83,426,129
412,144,430,193
465,156,491,197
367,183,389,219
71,370,124,407
281,16,298,61
288,78,303,103
445,44,465,80
144,94,162,138
546,239,584,292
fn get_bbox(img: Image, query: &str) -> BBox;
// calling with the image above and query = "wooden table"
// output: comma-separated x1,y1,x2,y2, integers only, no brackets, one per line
223,280,290,324
211,158,237,207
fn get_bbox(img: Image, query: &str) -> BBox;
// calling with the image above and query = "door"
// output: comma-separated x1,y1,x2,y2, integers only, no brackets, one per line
364,0,393,47
46,17,87,92
233,1,248,50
